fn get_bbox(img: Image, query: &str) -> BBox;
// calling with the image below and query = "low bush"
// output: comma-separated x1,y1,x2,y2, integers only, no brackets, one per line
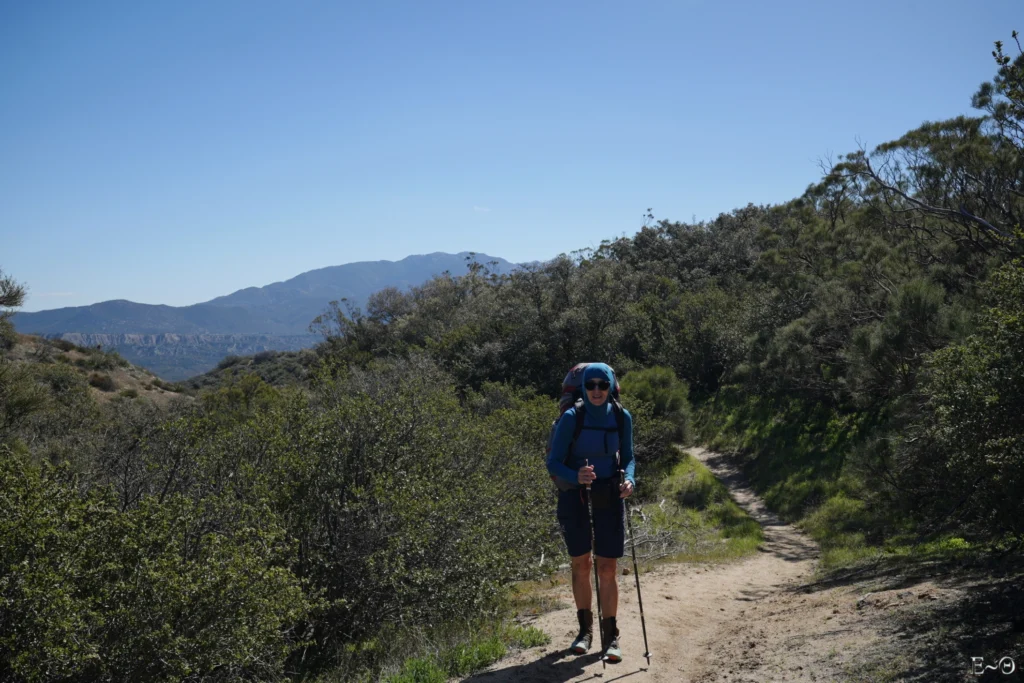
253,350,278,364
0,454,313,683
151,377,183,392
217,355,243,370
0,320,16,351
87,372,115,392
620,366,693,444
49,338,77,352
287,358,558,667
628,451,764,563
74,349,129,371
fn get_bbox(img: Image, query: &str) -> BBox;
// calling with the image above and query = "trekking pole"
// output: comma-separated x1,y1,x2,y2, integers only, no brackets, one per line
620,469,651,666
585,460,606,670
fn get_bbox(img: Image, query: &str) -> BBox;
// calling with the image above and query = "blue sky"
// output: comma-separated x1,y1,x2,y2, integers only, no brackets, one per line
1,1,1017,311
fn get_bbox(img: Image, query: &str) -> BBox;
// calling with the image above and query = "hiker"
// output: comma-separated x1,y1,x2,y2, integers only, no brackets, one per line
546,362,635,663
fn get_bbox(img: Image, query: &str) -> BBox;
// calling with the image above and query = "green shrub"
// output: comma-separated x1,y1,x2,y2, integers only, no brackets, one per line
151,377,182,392
387,658,446,683
0,454,312,683
650,453,764,561
659,453,727,510
118,388,138,399
284,357,557,667
87,372,115,392
49,339,77,352
802,493,872,545
253,350,278,364
217,355,243,370
0,363,48,442
891,258,1024,538
0,319,16,351
74,349,128,371
620,366,693,443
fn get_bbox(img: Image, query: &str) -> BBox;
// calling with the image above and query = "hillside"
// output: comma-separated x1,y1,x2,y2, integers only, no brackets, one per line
11,252,518,379
54,333,318,381
4,334,189,408
180,347,320,392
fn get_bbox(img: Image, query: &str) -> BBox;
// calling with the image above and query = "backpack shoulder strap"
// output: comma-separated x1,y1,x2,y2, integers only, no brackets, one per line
611,398,625,432
559,399,587,467
572,398,586,445
611,399,626,467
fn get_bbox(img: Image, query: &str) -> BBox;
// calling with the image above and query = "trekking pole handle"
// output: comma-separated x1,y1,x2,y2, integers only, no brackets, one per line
619,468,633,497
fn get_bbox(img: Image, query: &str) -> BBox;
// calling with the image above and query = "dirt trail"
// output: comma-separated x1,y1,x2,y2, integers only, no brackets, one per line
464,448,845,682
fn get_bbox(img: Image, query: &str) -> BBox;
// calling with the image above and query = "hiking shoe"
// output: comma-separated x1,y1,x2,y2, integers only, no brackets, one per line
570,609,593,654
600,617,622,663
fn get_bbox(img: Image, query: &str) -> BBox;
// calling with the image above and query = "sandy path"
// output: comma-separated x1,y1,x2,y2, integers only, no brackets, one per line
464,447,821,683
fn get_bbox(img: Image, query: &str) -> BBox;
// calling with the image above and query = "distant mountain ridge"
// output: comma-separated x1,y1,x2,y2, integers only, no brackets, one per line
14,252,517,336
12,252,518,379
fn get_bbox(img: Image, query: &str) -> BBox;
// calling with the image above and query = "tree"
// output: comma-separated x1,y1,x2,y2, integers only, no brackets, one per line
0,269,27,350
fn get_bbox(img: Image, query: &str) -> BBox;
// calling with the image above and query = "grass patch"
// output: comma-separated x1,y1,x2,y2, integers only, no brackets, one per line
696,392,865,521
696,391,905,574
629,451,763,564
507,578,569,617
313,620,550,683
381,622,549,683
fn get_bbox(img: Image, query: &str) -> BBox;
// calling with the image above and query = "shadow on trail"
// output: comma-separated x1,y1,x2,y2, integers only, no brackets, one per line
464,648,649,683
795,549,1024,681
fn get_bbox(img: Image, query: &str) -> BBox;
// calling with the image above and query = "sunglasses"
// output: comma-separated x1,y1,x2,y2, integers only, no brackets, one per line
585,380,611,391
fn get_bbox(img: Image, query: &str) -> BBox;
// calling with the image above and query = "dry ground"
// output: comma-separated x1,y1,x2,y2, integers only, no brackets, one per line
465,448,1024,683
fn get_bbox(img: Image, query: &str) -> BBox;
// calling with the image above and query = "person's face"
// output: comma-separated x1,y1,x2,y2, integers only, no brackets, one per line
585,378,610,406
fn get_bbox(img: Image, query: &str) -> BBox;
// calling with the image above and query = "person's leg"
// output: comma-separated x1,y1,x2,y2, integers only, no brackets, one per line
593,494,626,662
571,553,593,609
558,490,595,654
595,556,618,616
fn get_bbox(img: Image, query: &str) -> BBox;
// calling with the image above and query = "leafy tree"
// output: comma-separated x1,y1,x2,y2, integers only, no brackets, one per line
620,366,693,443
0,269,26,351
891,256,1024,539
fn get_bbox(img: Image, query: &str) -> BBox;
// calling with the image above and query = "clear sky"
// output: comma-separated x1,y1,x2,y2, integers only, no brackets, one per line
2,1,1018,311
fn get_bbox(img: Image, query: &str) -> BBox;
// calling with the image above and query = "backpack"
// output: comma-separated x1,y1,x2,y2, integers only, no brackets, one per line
545,363,626,491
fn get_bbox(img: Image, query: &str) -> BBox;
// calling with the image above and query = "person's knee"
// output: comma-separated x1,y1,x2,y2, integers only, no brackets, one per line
595,557,617,578
572,553,592,572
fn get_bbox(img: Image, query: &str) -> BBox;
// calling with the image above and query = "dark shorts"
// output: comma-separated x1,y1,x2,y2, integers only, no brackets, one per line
556,479,625,559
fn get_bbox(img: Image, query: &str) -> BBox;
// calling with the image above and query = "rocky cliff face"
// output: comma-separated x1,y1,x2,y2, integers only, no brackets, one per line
55,333,319,381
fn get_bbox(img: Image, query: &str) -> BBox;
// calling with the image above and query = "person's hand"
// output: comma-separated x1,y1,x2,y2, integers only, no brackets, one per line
578,461,596,486
619,479,634,498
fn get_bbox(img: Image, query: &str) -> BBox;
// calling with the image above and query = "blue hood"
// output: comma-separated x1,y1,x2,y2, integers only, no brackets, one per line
581,363,615,423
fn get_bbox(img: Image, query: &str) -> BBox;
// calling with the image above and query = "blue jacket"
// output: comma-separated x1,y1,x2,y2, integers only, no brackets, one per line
546,363,636,487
